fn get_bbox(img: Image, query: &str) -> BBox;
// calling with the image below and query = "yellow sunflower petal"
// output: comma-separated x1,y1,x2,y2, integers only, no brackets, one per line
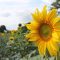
32,8,43,22
56,31,60,38
51,17,60,26
38,41,46,56
26,21,39,30
52,31,59,42
47,40,58,56
34,37,42,46
52,40,59,51
54,20,60,32
47,9,57,21
42,5,47,20
26,32,40,41
55,22,60,30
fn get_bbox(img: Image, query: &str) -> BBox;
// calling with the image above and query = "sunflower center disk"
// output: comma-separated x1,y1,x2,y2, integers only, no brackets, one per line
40,24,52,40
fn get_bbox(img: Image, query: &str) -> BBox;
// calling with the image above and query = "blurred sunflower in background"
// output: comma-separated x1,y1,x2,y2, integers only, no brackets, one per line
7,36,15,45
0,33,5,36
1,33,5,36
10,30,17,35
9,37,15,41
26,6,60,56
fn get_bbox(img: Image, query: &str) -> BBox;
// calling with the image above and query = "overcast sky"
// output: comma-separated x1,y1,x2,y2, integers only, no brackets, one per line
0,0,54,30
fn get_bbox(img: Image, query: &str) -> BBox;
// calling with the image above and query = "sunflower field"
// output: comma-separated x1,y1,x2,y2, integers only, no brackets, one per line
0,25,53,60
0,20,60,60
0,25,38,60
0,0,60,60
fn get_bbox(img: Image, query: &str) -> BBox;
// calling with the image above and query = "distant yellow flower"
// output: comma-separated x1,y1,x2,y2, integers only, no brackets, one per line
9,37,14,41
11,30,17,34
26,6,60,56
0,33,4,36
10,30,17,36
1,33,4,36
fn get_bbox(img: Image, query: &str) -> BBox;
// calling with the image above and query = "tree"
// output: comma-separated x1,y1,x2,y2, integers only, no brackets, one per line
51,0,60,14
52,0,60,9
0,25,7,33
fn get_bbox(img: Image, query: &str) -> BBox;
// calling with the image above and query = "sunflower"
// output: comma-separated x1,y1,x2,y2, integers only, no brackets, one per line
9,37,15,41
26,6,60,56
11,30,17,34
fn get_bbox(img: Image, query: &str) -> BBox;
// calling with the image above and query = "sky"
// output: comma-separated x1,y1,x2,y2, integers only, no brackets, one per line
0,0,54,30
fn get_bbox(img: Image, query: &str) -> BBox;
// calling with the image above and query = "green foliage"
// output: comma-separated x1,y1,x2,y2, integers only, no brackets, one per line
51,0,60,9
0,26,38,59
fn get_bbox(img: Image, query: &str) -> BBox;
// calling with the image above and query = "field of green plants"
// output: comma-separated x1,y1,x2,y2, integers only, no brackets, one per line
0,25,38,60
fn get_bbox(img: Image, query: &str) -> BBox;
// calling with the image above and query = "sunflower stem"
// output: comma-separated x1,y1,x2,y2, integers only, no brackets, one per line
55,56,57,60
45,54,48,60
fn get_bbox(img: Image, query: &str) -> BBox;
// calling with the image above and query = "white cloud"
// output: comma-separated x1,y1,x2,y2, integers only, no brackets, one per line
0,10,31,30
0,0,31,3
42,0,54,3
42,0,55,6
